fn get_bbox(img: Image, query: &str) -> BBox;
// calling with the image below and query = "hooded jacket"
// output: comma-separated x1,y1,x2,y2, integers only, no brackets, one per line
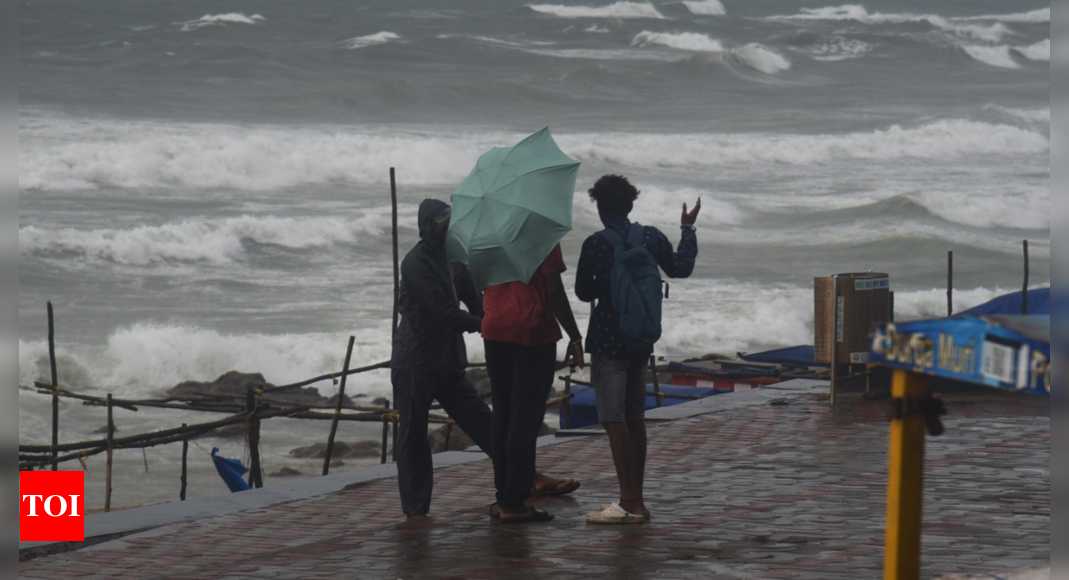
391,199,483,372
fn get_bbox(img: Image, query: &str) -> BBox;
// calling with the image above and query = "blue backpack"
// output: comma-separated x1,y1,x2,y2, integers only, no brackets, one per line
597,223,664,353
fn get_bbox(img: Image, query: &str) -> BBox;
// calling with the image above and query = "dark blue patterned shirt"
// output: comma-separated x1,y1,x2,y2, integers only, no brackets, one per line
575,217,698,359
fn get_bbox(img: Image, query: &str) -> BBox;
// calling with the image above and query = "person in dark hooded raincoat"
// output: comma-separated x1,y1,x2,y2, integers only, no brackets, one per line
391,199,578,520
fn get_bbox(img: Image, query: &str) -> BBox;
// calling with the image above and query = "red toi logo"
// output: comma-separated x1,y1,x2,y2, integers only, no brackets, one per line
20,471,85,542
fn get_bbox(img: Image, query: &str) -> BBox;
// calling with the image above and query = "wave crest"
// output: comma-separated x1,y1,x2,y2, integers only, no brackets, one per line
528,2,665,19
682,0,725,16
341,32,401,49
19,215,387,264
632,31,724,52
178,13,265,32
771,5,1011,43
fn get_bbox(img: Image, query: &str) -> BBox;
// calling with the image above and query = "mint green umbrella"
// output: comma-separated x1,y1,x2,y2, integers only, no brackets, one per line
446,128,580,290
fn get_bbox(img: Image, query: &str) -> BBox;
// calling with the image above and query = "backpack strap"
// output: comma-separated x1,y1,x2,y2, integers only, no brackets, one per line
597,227,625,249
626,223,645,249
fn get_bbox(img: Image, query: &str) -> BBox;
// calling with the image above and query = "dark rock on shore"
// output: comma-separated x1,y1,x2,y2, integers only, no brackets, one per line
270,467,303,477
167,371,356,407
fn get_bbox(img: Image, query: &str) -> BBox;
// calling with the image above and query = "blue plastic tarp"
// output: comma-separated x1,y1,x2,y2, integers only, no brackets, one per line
961,288,1050,316
211,447,252,492
737,345,823,368
562,384,728,430
665,361,780,377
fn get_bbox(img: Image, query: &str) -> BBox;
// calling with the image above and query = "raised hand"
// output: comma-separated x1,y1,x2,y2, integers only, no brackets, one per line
682,198,702,226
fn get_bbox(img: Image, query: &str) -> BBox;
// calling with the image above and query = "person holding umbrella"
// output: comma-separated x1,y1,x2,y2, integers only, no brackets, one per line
446,128,585,523
575,174,700,524
392,198,578,522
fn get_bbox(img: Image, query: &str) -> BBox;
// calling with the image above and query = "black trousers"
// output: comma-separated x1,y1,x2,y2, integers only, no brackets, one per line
483,340,557,510
392,368,494,517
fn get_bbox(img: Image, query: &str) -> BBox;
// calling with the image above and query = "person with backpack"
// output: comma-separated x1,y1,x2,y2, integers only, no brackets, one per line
575,174,700,524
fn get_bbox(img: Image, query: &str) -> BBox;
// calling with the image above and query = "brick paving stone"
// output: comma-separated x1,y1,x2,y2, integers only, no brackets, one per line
18,389,1048,580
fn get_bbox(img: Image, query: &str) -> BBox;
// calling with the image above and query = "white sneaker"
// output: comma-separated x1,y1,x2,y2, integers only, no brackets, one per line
585,502,647,524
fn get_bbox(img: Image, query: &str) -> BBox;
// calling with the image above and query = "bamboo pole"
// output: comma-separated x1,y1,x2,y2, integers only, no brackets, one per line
268,360,390,393
1022,240,1029,315
391,167,400,342
48,302,59,471
246,386,262,488
105,394,114,513
947,251,953,317
180,424,188,501
650,356,662,409
323,336,356,476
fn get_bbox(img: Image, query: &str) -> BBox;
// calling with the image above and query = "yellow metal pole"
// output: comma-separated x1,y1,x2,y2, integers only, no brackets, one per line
884,369,928,580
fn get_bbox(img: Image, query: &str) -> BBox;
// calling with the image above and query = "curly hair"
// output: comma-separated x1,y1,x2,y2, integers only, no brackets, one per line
587,174,639,218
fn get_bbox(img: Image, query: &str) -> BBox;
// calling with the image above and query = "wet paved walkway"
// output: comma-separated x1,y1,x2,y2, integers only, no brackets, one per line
19,383,1049,580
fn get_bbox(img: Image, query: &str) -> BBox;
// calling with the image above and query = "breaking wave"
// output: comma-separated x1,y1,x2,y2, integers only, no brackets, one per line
770,5,1011,43
340,32,402,49
961,45,1020,69
557,120,1049,168
632,31,724,53
1015,39,1050,61
19,214,390,264
19,325,396,398
681,0,725,16
527,2,665,19
178,13,265,32
631,33,790,73
955,8,1050,23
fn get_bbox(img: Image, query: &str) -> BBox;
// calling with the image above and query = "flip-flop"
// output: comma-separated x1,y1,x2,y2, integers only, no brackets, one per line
498,507,555,524
531,478,581,498
586,502,647,525
600,503,652,521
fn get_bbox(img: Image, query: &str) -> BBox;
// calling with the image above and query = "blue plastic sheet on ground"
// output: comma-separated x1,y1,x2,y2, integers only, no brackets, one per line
665,361,779,377
961,288,1050,316
737,345,823,368
211,447,252,492
562,384,728,430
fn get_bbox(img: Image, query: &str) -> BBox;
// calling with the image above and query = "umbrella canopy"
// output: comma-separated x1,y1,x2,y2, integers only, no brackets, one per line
446,127,580,290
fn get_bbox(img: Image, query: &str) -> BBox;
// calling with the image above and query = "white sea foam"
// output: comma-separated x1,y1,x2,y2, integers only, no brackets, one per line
584,24,610,33
556,120,1049,169
340,32,402,50
19,325,396,399
19,118,497,191
909,187,1049,230
989,105,1050,124
682,0,725,17
528,2,665,19
955,8,1050,24
806,36,872,61
21,117,1048,193
771,5,1011,43
632,31,724,53
178,13,265,32
630,34,790,73
19,214,389,264
729,44,792,74
961,45,1020,69
1014,39,1050,61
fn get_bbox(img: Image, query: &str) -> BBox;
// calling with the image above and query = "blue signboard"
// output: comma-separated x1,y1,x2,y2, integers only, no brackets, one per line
870,315,1050,397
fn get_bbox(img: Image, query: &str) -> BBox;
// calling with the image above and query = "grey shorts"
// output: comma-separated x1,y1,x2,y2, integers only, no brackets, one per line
590,355,649,423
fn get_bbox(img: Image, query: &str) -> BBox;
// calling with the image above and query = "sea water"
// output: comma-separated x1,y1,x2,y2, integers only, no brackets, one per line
18,0,1049,509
